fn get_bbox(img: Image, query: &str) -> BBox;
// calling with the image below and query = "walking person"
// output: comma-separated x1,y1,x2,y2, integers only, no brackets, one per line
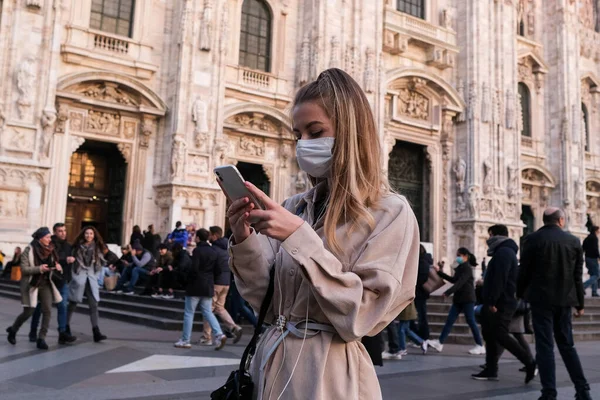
174,229,226,350
518,208,592,400
0,246,21,279
67,226,108,343
582,226,599,297
6,227,63,350
29,223,77,345
201,226,243,345
224,68,419,399
413,245,432,340
472,224,536,382
427,247,485,355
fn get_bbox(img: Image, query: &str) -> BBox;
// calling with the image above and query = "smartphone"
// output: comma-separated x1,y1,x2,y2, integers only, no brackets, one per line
214,165,264,222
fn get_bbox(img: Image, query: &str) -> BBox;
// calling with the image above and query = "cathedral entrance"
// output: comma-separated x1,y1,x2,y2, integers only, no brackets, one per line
65,140,127,244
388,140,430,241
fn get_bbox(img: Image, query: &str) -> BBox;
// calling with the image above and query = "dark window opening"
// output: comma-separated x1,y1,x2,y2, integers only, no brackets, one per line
519,82,532,137
396,0,425,19
90,0,135,38
239,0,272,72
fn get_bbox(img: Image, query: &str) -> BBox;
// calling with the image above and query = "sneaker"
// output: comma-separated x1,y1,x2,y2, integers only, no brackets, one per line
399,349,408,356
200,337,213,346
382,351,402,360
162,293,174,299
151,293,162,298
214,334,227,350
427,339,443,353
115,289,124,294
231,326,243,344
174,339,191,349
420,341,428,354
123,289,134,296
469,345,486,355
471,370,498,381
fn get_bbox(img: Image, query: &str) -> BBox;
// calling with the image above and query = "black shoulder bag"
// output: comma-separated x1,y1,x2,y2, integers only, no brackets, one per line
210,266,275,400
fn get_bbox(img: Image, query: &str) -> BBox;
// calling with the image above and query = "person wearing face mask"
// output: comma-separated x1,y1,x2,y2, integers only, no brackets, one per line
223,68,419,399
427,248,485,355
518,208,591,400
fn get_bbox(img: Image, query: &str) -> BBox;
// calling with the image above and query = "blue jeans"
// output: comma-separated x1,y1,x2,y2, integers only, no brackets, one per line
398,321,424,350
182,296,223,342
227,280,257,327
530,303,590,397
583,257,599,295
98,266,116,288
31,283,69,333
439,302,483,345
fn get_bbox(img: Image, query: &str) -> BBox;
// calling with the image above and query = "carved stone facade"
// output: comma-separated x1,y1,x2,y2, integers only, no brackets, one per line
0,0,597,267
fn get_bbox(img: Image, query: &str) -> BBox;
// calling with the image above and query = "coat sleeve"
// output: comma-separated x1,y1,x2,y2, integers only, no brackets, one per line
437,270,457,283
443,266,470,297
483,251,509,307
517,236,534,299
229,231,278,312
574,239,585,310
20,247,42,276
280,199,420,342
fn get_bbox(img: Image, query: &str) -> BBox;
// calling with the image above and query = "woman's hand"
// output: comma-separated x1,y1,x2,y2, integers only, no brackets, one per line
40,264,50,273
54,263,62,273
223,187,255,244
245,182,304,242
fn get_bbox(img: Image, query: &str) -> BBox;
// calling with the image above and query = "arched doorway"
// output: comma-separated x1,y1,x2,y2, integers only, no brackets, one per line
66,140,126,243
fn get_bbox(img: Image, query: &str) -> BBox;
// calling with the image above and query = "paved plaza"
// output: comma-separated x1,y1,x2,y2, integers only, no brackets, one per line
0,296,598,400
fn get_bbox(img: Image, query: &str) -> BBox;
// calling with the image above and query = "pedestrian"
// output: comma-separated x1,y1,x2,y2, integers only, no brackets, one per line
582,226,599,297
67,226,108,343
142,224,162,258
114,242,156,295
225,68,419,399
29,223,77,345
397,301,428,356
130,225,144,246
0,246,21,279
149,244,174,299
6,227,64,350
227,276,258,327
201,226,243,344
472,224,537,382
167,221,189,249
174,228,226,350
413,244,432,340
518,207,592,400
428,247,485,355
170,243,188,290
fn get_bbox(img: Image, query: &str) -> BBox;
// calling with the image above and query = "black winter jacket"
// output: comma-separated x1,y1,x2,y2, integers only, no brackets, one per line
212,238,231,286
415,252,433,300
582,233,600,259
51,236,73,283
518,224,585,310
143,232,162,258
482,239,519,311
186,242,219,297
438,262,476,304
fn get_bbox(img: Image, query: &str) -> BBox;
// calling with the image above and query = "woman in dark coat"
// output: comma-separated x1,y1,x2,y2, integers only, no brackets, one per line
142,224,161,258
6,228,63,350
427,247,485,355
130,225,144,246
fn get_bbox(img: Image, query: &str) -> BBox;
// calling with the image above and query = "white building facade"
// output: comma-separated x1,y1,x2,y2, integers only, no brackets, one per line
0,0,599,262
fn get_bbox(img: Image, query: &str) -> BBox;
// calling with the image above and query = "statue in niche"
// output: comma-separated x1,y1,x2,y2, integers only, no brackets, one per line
363,48,375,93
200,1,213,51
171,135,187,179
507,163,519,199
453,157,467,193
483,159,493,194
40,109,57,158
467,186,480,218
192,98,209,150
299,34,310,85
16,56,36,119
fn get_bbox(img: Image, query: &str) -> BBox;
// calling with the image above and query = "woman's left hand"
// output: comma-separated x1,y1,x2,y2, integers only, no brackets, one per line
55,263,62,272
245,182,304,242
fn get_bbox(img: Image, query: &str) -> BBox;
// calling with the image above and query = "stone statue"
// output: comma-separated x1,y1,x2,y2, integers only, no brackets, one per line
468,82,478,120
467,186,480,218
507,163,519,199
363,48,375,93
456,79,466,122
295,170,308,194
299,34,310,85
40,109,57,158
505,89,515,129
483,159,493,194
441,8,453,30
200,0,212,51
192,98,209,150
16,56,36,119
171,135,187,179
453,157,467,193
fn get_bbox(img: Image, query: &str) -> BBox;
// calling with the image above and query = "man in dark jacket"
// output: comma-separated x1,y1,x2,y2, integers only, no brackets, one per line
29,223,77,345
582,226,599,297
518,208,591,400
115,243,156,295
142,224,162,258
174,228,226,350
148,244,174,299
202,226,243,344
473,225,536,382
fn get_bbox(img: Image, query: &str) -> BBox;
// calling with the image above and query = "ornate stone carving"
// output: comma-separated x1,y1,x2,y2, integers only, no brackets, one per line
483,159,493,194
363,48,375,93
0,103,6,129
344,45,359,78
213,137,229,164
518,60,533,82
262,164,273,181
456,79,466,122
123,121,136,139
219,2,229,55
189,155,209,175
239,136,264,157
193,98,209,151
0,190,28,219
85,110,120,135
468,82,478,120
294,170,309,194
69,112,83,132
139,116,155,147
6,128,34,152
575,178,585,209
70,136,85,153
454,157,467,211
55,103,69,133
117,142,132,163
493,88,503,125
228,113,279,133
25,0,42,9
481,83,490,123
299,34,310,85
40,109,57,158
580,0,595,30
16,56,36,119
280,144,292,168
329,36,340,68
507,163,519,199
467,185,480,218
171,134,187,179
200,0,213,51
505,89,515,129
82,83,138,105
441,8,453,30
397,82,429,121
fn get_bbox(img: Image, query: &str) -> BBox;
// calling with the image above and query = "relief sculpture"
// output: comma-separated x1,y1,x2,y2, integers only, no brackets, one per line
85,110,120,135
16,56,36,119
239,136,264,157
397,89,429,121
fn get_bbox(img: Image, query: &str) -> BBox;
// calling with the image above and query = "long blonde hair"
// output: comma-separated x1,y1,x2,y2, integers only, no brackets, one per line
293,68,388,254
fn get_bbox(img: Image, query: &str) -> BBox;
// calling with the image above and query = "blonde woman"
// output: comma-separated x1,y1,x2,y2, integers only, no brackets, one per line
225,68,420,399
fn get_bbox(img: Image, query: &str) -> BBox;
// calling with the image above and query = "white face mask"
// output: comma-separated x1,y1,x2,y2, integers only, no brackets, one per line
296,137,335,178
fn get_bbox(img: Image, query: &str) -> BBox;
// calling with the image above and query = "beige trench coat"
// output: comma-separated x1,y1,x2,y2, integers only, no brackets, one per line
19,246,63,308
229,183,420,399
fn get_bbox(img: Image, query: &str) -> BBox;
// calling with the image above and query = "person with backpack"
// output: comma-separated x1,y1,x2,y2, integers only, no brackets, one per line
167,221,189,249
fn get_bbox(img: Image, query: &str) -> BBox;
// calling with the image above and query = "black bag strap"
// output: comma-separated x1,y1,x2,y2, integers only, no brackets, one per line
237,264,275,374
